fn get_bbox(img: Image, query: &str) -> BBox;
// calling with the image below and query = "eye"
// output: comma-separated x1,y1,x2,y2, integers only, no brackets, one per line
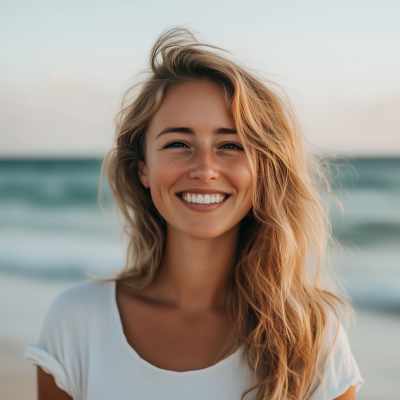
219,142,244,151
163,140,189,149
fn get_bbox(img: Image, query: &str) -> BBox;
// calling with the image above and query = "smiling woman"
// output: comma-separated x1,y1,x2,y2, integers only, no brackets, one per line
25,28,363,400
138,80,253,240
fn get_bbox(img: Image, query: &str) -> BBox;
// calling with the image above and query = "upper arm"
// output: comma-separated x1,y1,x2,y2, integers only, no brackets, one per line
29,283,97,400
333,385,356,400
37,366,73,400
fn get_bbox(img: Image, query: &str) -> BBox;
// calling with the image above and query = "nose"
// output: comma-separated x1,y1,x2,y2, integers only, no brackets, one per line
188,147,219,182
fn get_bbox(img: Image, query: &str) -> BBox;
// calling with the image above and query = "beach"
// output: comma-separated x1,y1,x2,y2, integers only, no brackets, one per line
0,158,399,399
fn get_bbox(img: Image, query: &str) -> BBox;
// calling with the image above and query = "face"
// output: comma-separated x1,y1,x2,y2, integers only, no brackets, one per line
138,80,253,240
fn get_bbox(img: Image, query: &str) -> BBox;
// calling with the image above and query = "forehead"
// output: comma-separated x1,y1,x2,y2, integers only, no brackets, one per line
147,80,235,135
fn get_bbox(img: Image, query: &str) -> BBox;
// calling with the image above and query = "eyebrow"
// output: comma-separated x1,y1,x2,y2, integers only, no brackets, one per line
155,126,237,139
214,127,237,135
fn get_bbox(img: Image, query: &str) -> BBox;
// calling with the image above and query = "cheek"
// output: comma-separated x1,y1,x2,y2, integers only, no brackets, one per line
150,156,184,188
224,158,253,197
148,157,184,214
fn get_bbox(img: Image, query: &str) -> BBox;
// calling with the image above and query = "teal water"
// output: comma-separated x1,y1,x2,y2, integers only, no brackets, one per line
328,158,400,312
0,159,124,279
0,158,399,310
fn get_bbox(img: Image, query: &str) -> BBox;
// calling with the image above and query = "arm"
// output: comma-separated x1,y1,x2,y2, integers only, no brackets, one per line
37,367,73,400
333,385,355,400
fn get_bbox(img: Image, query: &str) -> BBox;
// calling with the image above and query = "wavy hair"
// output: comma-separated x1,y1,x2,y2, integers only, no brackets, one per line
102,28,347,400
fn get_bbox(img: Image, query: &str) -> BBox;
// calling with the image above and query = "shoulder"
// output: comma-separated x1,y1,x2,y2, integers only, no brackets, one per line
40,280,115,341
47,280,113,317
323,311,353,362
25,281,115,399
309,311,364,400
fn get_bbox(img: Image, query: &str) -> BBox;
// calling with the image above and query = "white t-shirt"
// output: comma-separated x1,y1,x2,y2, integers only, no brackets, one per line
25,281,363,400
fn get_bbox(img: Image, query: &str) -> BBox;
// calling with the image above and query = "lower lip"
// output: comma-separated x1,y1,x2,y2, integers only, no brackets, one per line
177,195,229,212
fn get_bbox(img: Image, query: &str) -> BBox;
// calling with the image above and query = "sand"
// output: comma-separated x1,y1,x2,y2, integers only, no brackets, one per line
0,339,35,400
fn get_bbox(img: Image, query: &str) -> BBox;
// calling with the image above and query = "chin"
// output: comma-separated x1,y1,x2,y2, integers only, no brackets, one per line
179,222,234,240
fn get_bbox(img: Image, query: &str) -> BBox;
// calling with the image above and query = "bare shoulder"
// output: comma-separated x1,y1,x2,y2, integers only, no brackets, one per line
37,367,72,400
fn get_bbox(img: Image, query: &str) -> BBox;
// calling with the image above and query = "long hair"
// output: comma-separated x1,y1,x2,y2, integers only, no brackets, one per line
103,28,347,400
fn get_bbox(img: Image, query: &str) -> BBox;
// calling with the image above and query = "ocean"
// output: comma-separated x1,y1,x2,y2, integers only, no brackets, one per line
0,157,399,399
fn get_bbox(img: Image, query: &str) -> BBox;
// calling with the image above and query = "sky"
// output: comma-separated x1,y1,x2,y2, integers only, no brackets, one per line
1,0,399,157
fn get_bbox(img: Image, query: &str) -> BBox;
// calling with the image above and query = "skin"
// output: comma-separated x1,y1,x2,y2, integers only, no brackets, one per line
37,80,355,400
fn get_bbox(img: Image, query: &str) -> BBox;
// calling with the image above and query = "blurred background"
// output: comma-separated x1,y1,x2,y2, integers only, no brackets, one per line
1,1,399,399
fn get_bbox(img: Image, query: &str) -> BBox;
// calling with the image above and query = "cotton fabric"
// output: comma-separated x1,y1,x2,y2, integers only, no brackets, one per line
25,281,363,400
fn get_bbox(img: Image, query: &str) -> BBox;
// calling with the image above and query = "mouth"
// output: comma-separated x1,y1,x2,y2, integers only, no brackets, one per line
179,192,228,204
176,192,230,211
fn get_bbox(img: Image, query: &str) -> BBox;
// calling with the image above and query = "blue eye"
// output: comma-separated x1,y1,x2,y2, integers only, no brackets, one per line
164,141,188,149
220,142,243,151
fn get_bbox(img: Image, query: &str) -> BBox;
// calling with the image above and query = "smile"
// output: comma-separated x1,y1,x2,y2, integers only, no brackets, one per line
180,193,227,204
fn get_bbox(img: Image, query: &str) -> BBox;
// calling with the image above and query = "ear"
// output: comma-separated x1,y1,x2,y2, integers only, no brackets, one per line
137,161,150,188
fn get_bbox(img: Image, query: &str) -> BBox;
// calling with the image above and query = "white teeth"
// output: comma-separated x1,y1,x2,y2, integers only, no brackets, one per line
182,193,226,204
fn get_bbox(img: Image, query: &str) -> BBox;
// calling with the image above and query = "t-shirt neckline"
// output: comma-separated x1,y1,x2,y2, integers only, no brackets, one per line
109,280,244,377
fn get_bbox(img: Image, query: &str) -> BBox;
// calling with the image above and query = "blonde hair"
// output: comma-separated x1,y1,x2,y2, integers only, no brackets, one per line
103,28,347,400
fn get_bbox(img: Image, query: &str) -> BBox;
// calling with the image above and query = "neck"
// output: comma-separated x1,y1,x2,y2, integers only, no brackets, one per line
150,224,240,313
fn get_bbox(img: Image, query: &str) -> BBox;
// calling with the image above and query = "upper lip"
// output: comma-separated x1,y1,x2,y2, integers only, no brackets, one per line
177,188,230,195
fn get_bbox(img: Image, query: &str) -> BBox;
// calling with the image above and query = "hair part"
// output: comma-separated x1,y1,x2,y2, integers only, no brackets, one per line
102,27,348,400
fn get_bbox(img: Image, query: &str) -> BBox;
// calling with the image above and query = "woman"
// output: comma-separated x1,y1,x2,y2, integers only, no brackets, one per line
26,29,363,400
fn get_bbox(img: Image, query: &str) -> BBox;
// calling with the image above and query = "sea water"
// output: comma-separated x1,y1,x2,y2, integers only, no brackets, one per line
0,159,125,280
0,158,399,399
